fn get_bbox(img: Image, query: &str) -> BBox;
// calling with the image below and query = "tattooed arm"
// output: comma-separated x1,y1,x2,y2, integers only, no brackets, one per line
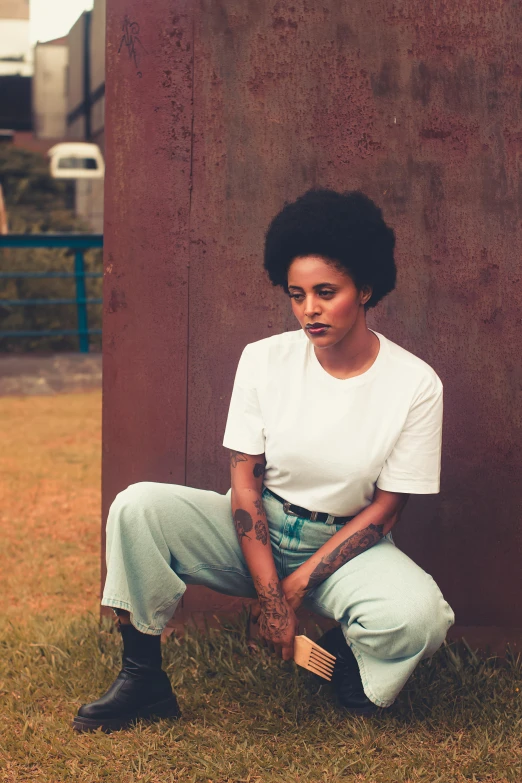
229,450,270,547
229,450,298,659
281,488,409,609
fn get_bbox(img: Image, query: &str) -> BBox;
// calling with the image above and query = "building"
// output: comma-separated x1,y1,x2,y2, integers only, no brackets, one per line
0,0,32,77
64,0,105,232
31,0,106,231
0,0,32,140
32,37,68,139
66,0,105,150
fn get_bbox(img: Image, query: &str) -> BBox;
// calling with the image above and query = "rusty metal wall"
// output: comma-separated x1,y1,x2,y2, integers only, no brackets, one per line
102,0,193,589
104,0,522,641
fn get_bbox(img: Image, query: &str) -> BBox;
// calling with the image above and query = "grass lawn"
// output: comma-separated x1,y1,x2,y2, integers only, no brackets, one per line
0,391,520,782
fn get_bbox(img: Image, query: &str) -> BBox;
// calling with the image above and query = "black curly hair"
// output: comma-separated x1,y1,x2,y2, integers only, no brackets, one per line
264,188,396,309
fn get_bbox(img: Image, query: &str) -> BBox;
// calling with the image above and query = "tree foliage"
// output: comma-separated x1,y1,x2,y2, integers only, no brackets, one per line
0,146,102,353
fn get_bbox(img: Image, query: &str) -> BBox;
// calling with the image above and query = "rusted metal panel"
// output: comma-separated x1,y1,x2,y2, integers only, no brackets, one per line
104,0,522,637
102,0,193,591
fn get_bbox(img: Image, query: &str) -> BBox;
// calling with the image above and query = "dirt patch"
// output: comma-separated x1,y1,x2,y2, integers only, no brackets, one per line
0,352,102,396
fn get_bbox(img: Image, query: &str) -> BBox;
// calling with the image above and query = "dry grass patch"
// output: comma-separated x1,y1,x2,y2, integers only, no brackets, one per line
0,616,520,783
0,391,101,619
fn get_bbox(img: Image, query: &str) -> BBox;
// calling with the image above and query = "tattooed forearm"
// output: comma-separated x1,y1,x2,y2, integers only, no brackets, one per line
255,519,268,545
254,578,290,641
305,523,385,590
253,462,265,478
253,498,264,515
233,508,253,540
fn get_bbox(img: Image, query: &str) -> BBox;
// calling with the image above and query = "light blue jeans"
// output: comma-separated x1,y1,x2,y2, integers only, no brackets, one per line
102,482,454,708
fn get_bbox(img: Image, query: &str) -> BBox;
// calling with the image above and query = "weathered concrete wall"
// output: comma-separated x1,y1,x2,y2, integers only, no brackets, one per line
104,0,522,644
90,0,106,145
33,42,68,139
66,13,88,140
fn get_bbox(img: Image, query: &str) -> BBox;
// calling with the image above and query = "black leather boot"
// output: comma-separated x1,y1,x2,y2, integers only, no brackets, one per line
316,626,378,715
73,622,181,732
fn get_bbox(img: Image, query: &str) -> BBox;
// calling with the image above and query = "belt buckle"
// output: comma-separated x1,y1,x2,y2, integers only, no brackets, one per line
283,501,298,517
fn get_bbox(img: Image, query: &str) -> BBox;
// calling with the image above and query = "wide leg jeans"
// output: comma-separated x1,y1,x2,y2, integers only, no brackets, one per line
102,482,455,708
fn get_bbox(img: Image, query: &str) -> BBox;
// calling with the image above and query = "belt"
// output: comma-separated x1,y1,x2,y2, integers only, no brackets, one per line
264,487,355,526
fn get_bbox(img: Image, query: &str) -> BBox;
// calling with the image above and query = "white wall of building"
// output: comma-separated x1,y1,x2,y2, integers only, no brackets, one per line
33,43,68,138
0,18,32,75
76,178,104,233
90,0,105,143
90,0,105,90
65,0,105,230
66,13,86,124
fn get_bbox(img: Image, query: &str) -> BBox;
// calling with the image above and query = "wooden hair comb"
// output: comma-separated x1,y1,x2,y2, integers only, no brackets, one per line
293,635,336,681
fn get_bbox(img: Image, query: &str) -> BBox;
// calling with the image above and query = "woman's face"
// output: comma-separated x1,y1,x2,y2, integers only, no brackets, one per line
287,255,371,348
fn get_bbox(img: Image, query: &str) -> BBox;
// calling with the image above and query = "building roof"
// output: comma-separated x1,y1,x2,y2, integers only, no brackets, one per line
37,36,68,47
0,0,29,21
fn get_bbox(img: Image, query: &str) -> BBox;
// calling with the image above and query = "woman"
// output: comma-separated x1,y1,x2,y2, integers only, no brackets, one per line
73,188,454,733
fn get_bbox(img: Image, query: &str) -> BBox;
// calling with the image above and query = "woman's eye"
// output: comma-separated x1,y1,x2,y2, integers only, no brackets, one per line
289,293,304,301
319,290,335,298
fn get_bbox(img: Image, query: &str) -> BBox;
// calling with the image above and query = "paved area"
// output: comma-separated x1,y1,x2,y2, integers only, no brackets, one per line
0,353,102,396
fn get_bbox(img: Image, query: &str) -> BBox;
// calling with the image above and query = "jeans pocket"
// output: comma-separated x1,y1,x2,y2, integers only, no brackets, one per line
262,488,285,547
293,518,335,553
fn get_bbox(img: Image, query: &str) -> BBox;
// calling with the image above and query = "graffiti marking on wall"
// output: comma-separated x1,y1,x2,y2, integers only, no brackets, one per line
118,16,148,78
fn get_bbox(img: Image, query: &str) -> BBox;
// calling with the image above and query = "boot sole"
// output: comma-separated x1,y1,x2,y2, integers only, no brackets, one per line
72,695,181,733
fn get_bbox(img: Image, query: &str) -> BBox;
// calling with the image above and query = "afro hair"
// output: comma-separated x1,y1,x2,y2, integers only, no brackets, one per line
264,188,396,309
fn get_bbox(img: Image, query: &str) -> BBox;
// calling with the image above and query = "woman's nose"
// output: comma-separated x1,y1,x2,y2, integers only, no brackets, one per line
304,297,321,317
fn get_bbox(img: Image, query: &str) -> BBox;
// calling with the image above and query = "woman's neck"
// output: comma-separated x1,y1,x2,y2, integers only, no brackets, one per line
313,318,380,380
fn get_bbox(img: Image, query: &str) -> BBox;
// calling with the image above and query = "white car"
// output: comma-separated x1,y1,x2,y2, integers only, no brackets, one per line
48,142,105,180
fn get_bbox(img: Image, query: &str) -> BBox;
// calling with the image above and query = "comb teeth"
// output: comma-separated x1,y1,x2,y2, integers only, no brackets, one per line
308,664,333,680
309,666,334,681
308,658,333,675
310,648,335,664
313,647,336,663
307,657,335,680
293,635,337,681
309,656,335,678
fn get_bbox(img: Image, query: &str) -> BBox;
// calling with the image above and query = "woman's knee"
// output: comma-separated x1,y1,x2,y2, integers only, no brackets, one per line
392,582,454,659
106,482,176,538
108,481,149,520
351,579,454,661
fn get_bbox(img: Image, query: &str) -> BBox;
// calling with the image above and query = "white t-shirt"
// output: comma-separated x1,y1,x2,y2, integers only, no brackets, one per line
223,329,443,517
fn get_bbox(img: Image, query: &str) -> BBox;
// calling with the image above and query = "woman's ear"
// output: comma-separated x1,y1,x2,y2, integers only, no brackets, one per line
360,285,373,306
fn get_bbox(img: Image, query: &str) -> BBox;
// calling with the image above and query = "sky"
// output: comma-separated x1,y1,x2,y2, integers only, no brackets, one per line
29,0,93,44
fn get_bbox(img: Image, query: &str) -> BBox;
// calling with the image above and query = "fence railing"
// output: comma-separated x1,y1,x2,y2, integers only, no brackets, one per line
0,233,103,353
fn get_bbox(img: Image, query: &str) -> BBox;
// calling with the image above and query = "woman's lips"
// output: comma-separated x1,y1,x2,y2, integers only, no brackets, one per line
306,324,330,335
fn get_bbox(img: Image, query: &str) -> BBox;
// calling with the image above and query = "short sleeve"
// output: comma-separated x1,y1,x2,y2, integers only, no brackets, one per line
222,345,265,455
376,375,443,494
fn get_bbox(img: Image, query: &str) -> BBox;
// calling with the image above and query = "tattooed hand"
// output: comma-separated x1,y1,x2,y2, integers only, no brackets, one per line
280,571,307,612
250,569,304,629
253,578,299,661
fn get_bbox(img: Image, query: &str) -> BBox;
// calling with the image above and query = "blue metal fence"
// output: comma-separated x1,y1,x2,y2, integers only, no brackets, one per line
0,234,103,353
